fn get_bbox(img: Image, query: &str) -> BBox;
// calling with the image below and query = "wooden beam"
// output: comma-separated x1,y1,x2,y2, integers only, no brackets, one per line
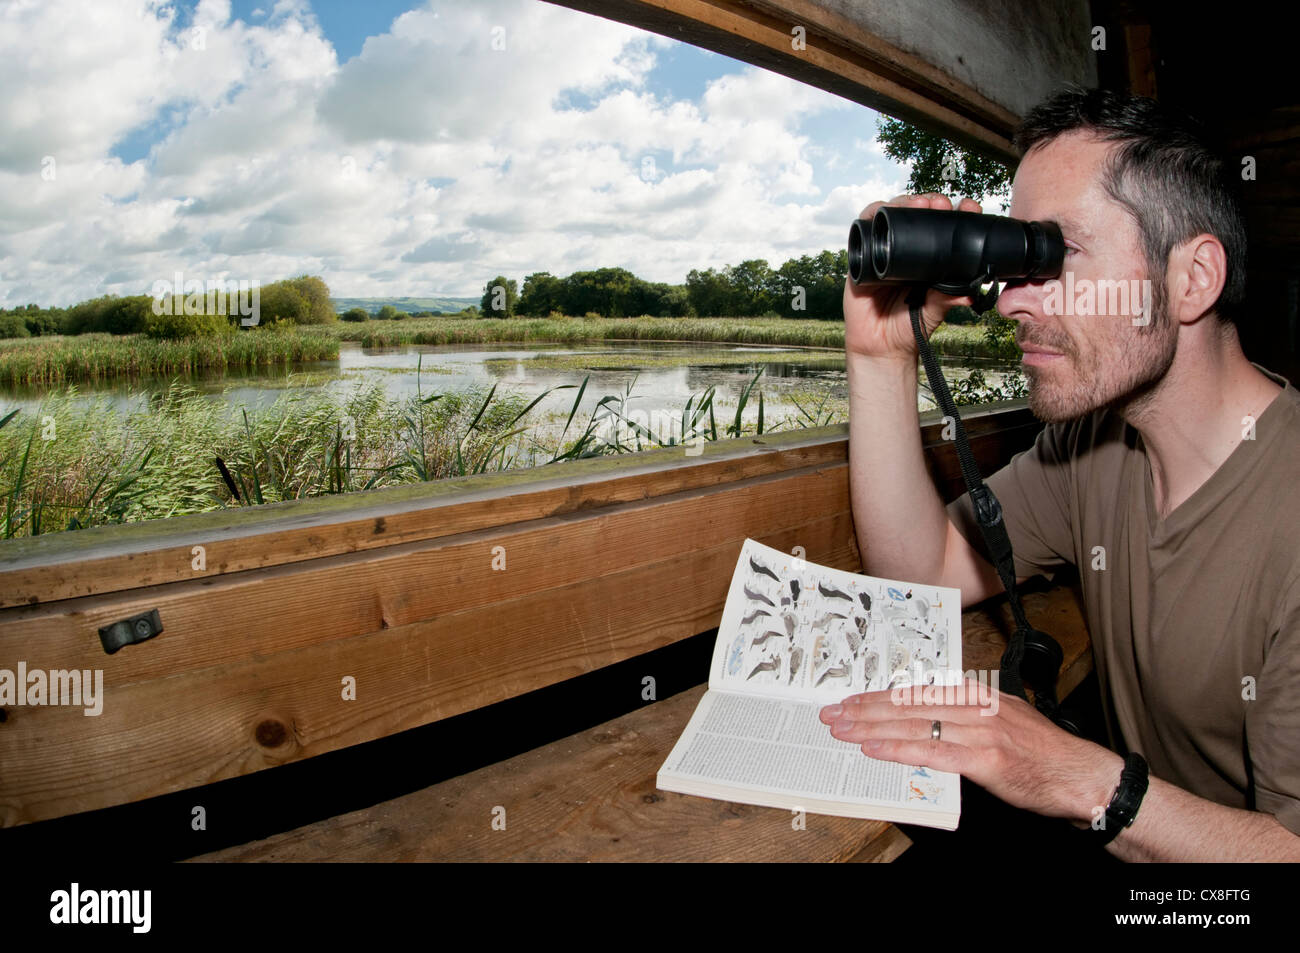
543,0,1021,162
0,405,1039,608
1,511,857,826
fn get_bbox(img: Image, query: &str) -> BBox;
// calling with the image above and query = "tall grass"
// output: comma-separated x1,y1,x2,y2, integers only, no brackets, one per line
0,356,1022,540
326,315,998,358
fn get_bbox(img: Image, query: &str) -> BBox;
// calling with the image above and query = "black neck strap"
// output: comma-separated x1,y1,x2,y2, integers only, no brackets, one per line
904,284,1056,712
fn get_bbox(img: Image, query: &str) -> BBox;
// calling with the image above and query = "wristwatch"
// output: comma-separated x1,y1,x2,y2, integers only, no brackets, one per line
1092,752,1149,845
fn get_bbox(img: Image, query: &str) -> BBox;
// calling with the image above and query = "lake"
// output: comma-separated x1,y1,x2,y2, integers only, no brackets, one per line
0,339,1020,441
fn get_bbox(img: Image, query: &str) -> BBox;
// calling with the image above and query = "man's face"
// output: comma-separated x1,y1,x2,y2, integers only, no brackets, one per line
997,130,1177,423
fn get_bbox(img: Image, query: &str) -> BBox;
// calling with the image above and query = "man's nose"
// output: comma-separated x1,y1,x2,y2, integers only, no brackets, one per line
994,276,1045,320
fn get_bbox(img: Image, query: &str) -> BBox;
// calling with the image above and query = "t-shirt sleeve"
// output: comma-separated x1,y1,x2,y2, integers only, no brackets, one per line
1247,571,1300,836
944,419,1077,583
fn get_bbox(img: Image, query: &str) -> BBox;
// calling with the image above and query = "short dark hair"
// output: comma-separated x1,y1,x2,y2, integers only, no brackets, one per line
1014,84,1248,326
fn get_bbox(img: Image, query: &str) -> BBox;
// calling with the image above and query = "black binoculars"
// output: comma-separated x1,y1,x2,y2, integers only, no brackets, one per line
847,206,1066,296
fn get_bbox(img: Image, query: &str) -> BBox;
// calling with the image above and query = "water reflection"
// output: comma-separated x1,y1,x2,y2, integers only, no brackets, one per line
1,339,1016,427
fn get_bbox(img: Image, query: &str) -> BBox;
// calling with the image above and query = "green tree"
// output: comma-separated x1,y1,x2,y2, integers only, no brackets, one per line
649,283,693,317
0,312,30,338
480,276,518,318
259,282,309,325
726,259,777,315
518,272,563,316
377,304,402,320
685,267,734,317
341,307,369,322
284,275,335,324
875,116,1013,211
776,250,847,319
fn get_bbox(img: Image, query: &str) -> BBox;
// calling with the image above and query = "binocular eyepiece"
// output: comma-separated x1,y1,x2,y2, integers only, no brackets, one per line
847,206,1066,295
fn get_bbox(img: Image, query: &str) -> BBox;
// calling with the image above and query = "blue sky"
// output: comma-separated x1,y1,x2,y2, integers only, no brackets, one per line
0,0,983,306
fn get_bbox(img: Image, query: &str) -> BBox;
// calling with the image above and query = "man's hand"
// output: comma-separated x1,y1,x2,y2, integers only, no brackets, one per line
843,193,983,363
818,680,1123,822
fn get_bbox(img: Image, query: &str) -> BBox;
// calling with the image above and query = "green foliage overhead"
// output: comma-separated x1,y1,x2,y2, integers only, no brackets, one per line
875,116,1013,211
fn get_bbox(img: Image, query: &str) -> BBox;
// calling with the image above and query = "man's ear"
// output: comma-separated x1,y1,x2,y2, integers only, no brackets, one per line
1169,233,1227,323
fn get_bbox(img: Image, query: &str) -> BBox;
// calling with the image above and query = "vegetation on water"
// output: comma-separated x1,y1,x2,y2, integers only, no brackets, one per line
0,329,339,387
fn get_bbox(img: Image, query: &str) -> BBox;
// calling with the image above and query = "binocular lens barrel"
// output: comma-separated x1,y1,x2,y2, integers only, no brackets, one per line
847,207,1065,294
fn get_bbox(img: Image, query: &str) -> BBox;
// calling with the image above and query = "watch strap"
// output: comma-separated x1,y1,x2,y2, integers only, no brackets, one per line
1094,752,1148,845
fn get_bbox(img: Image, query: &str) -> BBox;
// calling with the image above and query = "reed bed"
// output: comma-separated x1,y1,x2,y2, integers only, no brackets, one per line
0,318,1004,389
0,330,339,387
327,315,999,358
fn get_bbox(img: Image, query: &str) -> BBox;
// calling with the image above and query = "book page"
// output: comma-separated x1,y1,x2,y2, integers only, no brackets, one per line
709,537,963,704
659,689,959,813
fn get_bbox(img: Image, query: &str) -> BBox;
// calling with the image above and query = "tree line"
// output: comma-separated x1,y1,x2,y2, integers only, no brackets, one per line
0,275,336,339
480,250,851,320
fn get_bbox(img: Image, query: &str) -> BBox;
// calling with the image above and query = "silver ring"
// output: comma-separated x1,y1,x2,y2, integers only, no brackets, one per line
931,720,942,741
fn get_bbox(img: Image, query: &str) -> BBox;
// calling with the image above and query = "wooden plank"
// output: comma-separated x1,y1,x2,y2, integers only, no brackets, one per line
0,426,847,608
845,824,912,863
1124,23,1157,99
743,0,1019,131
0,463,856,687
184,684,905,862
544,0,1019,161
184,581,1090,862
0,512,858,826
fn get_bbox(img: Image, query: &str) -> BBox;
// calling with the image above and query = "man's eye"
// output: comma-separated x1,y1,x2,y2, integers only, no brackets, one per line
1064,244,1080,256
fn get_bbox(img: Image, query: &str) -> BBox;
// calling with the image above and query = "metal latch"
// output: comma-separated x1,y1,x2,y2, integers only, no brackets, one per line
99,609,163,654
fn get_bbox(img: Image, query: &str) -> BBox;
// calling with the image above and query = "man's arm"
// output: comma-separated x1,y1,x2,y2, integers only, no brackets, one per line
847,349,1026,610
821,685,1300,861
1080,763,1300,862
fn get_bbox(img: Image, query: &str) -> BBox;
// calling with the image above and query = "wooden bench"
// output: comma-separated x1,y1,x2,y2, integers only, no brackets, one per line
185,581,1091,862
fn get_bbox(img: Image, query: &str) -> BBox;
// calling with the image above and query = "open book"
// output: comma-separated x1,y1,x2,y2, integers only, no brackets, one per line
656,538,964,830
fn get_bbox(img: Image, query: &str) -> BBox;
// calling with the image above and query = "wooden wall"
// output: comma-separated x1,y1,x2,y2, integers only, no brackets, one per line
0,406,1042,826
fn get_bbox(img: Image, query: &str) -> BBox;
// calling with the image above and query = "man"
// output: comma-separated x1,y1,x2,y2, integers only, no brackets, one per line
819,85,1300,861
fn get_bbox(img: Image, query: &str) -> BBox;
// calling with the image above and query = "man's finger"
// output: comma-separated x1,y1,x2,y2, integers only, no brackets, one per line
859,738,972,775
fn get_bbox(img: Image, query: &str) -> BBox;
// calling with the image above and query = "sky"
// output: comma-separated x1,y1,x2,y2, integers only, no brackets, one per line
0,0,978,307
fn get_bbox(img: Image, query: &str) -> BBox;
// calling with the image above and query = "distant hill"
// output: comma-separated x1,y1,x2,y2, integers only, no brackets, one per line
331,296,480,315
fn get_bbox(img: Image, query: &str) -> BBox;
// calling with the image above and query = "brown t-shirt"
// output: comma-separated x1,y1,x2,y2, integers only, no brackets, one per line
947,362,1300,836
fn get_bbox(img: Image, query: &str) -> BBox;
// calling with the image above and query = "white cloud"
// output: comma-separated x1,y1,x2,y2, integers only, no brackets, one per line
0,0,903,307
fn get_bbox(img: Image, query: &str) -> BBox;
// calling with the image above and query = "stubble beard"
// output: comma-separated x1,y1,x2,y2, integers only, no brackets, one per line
1022,304,1177,425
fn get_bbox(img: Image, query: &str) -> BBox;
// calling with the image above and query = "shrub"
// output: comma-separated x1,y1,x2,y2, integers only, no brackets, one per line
341,307,370,322
283,275,335,324
979,307,1020,360
0,313,31,338
63,294,153,335
144,309,236,340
